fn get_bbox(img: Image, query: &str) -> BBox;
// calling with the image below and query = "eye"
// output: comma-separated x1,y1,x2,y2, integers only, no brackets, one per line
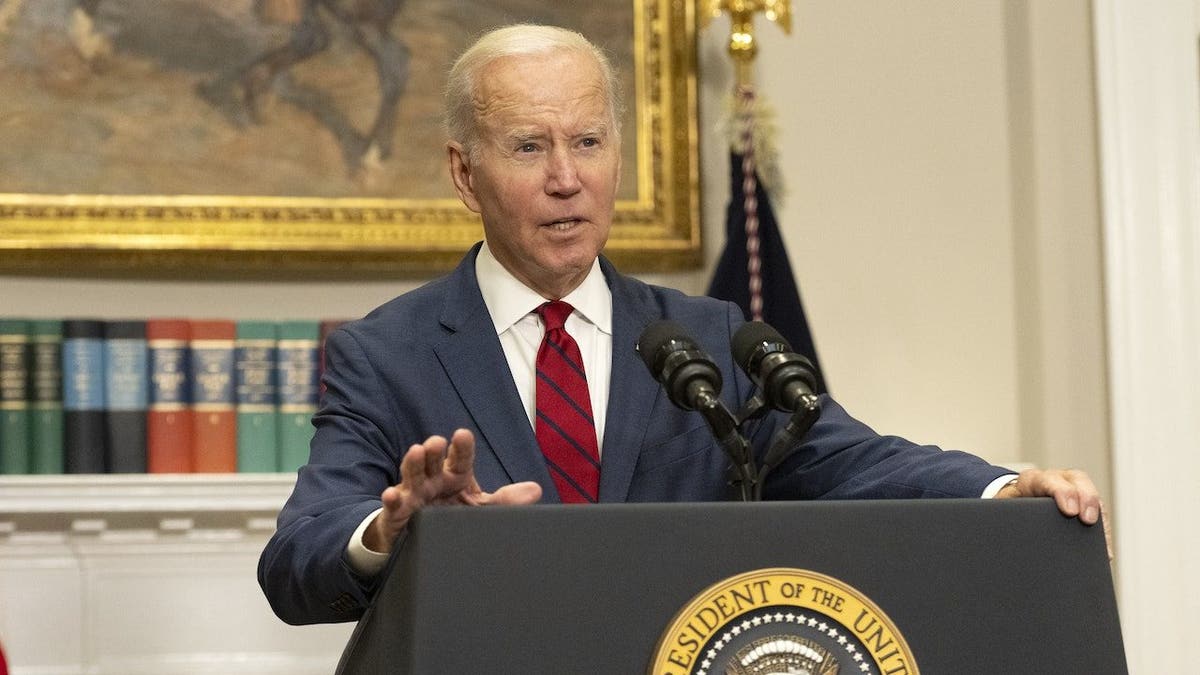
580,137,599,148
516,142,538,153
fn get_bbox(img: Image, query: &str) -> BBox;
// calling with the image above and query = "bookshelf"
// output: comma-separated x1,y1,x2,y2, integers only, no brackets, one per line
0,473,353,675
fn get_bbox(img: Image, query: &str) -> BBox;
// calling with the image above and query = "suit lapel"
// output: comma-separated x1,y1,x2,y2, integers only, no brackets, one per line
433,246,557,500
597,259,662,502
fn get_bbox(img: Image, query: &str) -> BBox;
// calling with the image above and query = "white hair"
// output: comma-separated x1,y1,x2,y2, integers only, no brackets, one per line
444,24,623,158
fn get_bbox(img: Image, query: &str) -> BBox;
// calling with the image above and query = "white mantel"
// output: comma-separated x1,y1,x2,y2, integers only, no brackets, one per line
0,475,353,675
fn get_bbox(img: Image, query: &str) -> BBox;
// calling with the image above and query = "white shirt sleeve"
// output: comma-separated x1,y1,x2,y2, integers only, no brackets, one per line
345,507,390,577
981,474,1019,498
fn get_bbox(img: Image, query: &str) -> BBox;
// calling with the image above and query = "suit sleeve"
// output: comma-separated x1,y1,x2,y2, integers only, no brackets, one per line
258,327,402,625
755,396,1013,501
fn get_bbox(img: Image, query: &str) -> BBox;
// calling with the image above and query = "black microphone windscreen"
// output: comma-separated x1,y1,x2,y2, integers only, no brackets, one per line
636,320,693,373
731,321,793,372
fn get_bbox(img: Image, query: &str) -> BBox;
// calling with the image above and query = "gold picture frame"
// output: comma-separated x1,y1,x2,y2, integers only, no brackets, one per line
0,0,699,278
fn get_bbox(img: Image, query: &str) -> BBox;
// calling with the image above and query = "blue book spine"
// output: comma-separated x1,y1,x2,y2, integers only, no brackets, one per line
104,321,148,473
63,320,107,473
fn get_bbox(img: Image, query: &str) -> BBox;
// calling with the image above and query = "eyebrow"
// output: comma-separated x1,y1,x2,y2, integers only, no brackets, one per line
506,130,546,145
504,124,611,145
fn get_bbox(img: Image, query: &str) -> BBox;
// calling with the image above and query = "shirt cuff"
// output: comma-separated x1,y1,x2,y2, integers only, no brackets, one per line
981,473,1019,499
345,507,389,577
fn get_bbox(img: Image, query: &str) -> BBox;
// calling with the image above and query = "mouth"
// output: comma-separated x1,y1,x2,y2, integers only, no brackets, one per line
543,217,584,231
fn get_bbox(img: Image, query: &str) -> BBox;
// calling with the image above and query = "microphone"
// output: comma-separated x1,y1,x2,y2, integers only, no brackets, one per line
731,321,819,413
636,320,723,412
731,321,822,497
637,320,755,500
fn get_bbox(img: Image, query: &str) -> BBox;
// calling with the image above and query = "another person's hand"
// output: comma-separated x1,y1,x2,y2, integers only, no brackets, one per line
996,468,1113,559
364,429,542,554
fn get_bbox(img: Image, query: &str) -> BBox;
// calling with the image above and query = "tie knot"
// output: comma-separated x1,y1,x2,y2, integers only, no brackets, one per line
537,300,575,332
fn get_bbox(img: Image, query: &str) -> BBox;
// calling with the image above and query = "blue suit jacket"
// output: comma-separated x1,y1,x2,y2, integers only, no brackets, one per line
259,244,1009,624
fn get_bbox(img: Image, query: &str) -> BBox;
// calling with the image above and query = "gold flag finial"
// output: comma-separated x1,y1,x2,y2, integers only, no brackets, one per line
701,0,792,85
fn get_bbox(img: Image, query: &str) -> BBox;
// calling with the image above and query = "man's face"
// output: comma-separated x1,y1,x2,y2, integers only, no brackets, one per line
447,49,621,299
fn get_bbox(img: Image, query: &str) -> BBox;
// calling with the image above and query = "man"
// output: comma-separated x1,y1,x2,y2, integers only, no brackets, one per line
258,24,1106,626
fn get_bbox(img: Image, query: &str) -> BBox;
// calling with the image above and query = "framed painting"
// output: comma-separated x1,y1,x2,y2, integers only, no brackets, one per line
0,0,700,278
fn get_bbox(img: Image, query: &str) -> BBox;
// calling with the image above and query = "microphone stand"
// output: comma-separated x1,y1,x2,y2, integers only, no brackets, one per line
691,388,756,502
730,391,821,502
751,393,820,501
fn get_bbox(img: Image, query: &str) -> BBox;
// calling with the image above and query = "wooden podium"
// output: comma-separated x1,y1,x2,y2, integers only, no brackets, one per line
336,499,1124,674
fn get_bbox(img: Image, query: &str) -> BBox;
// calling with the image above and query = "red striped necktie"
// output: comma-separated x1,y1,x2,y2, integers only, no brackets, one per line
534,301,601,503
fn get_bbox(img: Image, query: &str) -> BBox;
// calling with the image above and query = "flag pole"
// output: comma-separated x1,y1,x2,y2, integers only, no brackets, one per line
702,1,828,393
701,1,793,322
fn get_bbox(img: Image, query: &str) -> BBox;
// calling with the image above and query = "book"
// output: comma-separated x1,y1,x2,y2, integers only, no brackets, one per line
235,320,278,473
190,320,237,473
0,319,31,474
277,320,320,472
29,320,64,474
147,319,192,473
62,319,107,473
103,320,148,473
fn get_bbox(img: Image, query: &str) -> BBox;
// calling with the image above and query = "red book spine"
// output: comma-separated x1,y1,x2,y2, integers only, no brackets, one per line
190,320,237,473
146,320,193,473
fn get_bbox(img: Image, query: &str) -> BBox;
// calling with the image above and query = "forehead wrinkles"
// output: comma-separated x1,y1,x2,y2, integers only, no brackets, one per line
471,54,612,138
476,88,609,136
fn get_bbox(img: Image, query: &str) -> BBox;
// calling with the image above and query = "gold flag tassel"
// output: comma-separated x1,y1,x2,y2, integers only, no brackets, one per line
703,0,792,202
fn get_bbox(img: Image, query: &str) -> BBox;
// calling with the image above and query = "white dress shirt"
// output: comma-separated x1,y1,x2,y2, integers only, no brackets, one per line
474,241,613,452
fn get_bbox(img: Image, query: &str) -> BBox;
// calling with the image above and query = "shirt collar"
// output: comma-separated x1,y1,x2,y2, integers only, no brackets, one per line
475,241,612,335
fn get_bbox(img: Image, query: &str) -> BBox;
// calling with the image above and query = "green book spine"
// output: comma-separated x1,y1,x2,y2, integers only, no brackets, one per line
0,320,32,474
29,320,64,474
276,321,320,473
236,321,279,473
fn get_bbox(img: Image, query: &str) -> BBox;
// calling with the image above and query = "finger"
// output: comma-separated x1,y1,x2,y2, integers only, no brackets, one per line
377,457,424,546
398,443,432,496
1021,469,1082,517
398,439,446,506
444,428,476,479
378,484,414,529
380,484,403,510
481,481,543,506
422,435,448,479
1067,470,1102,525
1101,500,1115,561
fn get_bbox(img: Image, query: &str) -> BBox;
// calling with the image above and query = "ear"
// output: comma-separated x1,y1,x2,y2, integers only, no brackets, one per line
447,141,482,214
613,138,622,193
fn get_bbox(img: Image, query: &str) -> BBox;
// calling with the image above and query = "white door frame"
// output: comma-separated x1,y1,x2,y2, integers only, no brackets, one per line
1093,0,1200,671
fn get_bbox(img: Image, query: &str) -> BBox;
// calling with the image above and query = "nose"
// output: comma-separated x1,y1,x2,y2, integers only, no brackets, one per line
545,148,582,197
